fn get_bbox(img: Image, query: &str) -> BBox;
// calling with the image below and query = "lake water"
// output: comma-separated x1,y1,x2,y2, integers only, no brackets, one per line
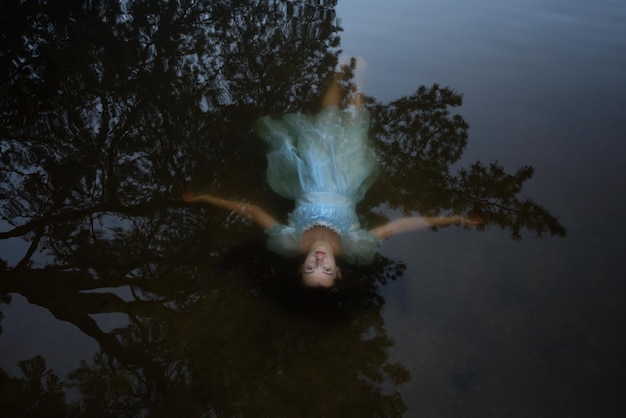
1,0,625,416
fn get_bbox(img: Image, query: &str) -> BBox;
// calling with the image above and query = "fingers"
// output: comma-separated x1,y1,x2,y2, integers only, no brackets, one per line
465,215,485,231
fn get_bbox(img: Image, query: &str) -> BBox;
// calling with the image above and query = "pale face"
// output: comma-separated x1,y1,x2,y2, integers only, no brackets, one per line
301,248,340,288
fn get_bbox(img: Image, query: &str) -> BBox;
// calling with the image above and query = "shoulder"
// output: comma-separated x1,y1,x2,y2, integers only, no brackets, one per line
340,229,382,264
265,224,300,257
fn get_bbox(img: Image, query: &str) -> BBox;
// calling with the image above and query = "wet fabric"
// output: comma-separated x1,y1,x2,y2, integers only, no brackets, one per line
256,106,381,264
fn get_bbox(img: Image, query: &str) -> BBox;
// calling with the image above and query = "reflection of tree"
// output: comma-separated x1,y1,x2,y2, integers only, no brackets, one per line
0,356,67,418
0,0,564,415
364,84,566,239
1,1,408,416
63,254,409,417
2,243,409,416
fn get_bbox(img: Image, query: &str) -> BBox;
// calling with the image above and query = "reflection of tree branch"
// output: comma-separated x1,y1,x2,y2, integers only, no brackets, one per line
365,85,566,239
14,227,45,270
3,274,141,364
464,194,522,212
0,266,180,370
0,199,179,240
2,268,148,308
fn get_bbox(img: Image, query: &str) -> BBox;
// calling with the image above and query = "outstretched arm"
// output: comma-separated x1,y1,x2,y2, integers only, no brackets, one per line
369,215,482,240
183,192,279,230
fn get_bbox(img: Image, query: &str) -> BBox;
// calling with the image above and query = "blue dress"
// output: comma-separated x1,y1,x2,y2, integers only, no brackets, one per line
255,106,381,264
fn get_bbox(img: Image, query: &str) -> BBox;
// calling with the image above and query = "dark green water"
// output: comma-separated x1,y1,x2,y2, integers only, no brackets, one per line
1,1,625,417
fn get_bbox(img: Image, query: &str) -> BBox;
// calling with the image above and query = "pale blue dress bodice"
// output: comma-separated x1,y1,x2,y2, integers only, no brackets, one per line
256,106,381,264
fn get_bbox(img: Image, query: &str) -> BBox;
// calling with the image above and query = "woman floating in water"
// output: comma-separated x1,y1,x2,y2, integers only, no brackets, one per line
183,73,480,288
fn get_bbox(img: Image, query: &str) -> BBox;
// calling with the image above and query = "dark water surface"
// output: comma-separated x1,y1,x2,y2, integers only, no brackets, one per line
1,1,625,417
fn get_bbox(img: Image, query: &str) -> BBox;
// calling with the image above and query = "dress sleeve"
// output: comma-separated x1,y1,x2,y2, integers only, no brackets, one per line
265,224,301,258
340,229,382,265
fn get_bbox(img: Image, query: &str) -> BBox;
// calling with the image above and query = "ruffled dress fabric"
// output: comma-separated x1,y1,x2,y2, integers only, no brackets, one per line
256,106,381,265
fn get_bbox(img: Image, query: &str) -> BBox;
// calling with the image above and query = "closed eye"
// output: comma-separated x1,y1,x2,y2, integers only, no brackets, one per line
303,266,335,276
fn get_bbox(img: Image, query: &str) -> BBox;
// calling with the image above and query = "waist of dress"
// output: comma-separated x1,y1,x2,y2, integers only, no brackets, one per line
296,192,356,209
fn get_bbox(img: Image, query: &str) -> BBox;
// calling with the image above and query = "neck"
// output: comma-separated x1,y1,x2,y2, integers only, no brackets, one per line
300,226,341,255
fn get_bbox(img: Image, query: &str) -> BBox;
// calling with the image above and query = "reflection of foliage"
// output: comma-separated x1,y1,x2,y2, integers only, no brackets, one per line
452,161,565,239
0,356,67,418
373,84,469,182
365,84,566,239
62,272,410,417
68,353,148,418
0,0,341,260
210,0,341,111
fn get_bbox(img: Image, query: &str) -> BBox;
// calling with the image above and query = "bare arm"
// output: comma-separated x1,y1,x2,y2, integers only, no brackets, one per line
182,192,279,230
369,215,481,240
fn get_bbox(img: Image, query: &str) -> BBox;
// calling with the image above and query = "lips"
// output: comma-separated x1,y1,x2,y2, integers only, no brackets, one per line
314,250,326,256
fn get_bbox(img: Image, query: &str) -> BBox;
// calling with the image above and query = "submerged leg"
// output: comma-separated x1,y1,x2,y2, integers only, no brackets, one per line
321,73,343,108
321,70,364,109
